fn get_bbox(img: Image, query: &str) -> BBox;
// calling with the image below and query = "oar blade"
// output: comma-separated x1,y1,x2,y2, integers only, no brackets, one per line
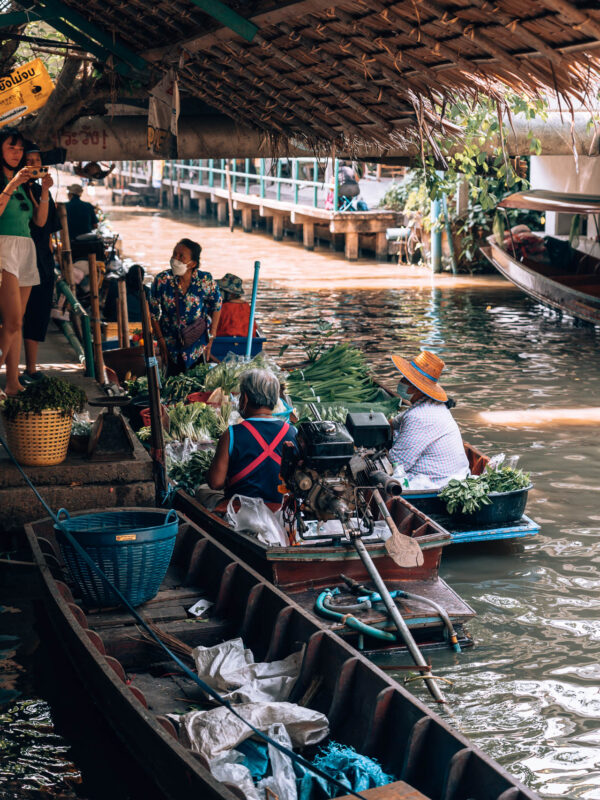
384,530,424,568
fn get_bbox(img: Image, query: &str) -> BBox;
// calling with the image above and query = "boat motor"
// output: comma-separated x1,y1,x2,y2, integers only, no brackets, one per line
280,414,401,539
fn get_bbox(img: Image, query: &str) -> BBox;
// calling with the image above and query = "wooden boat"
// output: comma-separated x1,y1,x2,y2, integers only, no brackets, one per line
175,491,476,660
482,190,600,325
25,508,540,800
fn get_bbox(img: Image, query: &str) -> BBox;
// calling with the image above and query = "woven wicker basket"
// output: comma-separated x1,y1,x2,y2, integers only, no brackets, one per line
3,409,73,466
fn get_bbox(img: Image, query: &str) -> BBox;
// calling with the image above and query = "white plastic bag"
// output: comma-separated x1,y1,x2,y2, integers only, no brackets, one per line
257,723,297,800
210,750,261,800
192,638,302,703
226,495,288,547
178,701,329,760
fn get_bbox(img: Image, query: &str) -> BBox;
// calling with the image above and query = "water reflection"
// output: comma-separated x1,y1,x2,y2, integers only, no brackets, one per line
256,285,600,799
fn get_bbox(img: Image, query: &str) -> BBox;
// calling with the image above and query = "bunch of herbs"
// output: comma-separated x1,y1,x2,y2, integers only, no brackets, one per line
2,377,86,421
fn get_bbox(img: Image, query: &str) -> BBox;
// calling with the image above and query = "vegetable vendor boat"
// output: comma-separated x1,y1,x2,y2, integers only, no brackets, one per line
25,508,541,800
482,190,600,325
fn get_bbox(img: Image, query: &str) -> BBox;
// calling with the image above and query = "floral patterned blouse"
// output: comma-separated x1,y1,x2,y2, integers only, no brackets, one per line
150,268,222,366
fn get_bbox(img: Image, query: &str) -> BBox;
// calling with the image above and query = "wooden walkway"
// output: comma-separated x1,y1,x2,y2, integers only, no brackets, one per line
159,178,403,261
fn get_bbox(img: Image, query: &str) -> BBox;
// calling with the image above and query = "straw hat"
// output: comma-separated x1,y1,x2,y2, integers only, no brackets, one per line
67,183,83,196
390,351,448,402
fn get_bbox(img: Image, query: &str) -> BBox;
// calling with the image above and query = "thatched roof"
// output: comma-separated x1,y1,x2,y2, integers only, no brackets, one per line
23,0,600,148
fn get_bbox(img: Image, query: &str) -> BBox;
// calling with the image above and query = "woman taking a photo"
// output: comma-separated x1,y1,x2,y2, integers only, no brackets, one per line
150,238,222,375
0,129,51,396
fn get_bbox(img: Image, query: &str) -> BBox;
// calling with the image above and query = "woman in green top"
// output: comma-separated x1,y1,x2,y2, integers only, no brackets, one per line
0,129,51,396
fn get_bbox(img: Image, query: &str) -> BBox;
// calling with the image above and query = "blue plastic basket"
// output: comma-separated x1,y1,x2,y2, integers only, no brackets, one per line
55,508,179,608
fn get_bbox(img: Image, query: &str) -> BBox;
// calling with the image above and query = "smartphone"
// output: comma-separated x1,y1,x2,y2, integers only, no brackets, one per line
29,167,48,178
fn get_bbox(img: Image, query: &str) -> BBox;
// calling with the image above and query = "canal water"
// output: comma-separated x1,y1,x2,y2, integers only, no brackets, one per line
3,204,600,799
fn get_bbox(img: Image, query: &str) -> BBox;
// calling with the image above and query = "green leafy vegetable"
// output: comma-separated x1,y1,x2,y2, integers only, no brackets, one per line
286,344,381,405
1,377,86,420
168,449,215,493
439,465,531,515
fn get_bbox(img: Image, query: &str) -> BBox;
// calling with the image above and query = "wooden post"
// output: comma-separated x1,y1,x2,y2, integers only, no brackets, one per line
217,201,228,224
272,214,284,241
88,253,106,384
117,279,130,347
302,221,315,251
181,191,191,212
198,196,208,217
241,206,253,232
375,231,388,262
345,232,359,261
57,203,75,296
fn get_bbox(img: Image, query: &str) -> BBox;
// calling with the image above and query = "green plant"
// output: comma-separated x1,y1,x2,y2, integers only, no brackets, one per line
1,378,86,421
483,465,531,493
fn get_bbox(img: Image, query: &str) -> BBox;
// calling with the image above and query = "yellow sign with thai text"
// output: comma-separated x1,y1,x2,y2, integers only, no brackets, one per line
0,58,54,127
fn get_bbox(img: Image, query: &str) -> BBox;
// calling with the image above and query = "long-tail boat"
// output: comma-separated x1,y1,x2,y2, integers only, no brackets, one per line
25,508,540,800
175,491,476,661
482,190,600,325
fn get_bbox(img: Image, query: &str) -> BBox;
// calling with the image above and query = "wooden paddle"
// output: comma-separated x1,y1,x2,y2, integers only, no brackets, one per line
371,489,424,568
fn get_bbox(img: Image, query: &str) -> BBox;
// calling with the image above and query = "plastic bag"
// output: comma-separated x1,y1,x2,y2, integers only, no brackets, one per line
192,638,302,703
487,453,519,473
257,723,298,800
178,701,329,760
226,495,288,547
210,750,261,800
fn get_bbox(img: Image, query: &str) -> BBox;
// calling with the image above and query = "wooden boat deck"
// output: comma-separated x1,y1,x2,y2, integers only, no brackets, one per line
25,509,540,800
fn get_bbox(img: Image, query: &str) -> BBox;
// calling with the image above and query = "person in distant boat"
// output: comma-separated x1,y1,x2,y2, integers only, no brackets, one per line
65,183,98,241
215,273,258,338
388,350,469,488
197,369,297,509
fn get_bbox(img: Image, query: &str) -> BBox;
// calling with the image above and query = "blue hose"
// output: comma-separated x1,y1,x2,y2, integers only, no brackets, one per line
315,590,396,642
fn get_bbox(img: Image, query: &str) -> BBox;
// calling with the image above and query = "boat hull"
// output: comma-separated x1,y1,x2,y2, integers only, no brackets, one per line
24,509,539,800
483,239,600,324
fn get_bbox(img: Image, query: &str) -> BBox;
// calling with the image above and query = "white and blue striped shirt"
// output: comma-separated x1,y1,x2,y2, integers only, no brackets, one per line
389,398,469,486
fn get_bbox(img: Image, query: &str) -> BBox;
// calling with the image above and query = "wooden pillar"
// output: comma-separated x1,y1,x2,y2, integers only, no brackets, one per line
217,201,228,224
345,232,359,261
241,206,253,232
181,191,191,212
272,214,284,241
375,231,388,262
117,279,130,347
198,196,208,217
88,253,106,384
303,221,315,251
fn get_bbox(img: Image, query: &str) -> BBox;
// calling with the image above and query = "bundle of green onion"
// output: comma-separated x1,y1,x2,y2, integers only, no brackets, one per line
286,344,381,404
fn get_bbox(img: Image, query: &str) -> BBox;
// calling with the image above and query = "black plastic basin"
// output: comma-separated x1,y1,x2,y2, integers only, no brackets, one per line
452,484,533,526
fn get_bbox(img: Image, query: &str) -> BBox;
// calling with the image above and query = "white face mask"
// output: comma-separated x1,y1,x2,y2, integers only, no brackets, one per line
170,257,188,276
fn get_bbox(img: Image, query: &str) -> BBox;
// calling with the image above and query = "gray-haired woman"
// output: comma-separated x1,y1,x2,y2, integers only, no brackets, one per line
203,369,297,508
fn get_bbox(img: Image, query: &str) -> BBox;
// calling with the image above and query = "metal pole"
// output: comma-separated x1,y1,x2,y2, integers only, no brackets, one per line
441,194,457,275
260,159,265,199
293,159,299,205
333,157,339,212
430,195,442,273
245,158,250,194
352,535,447,705
56,278,94,378
245,260,260,360
138,272,167,507
276,160,281,202
313,158,318,207
209,159,214,188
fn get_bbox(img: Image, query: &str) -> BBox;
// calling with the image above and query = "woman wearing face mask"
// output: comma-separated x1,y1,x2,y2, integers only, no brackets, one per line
149,238,222,375
0,129,50,397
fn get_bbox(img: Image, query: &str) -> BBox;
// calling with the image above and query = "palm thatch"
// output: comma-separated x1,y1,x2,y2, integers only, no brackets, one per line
23,0,600,148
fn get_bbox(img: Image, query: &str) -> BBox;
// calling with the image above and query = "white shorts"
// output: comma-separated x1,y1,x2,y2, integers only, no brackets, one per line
0,235,39,287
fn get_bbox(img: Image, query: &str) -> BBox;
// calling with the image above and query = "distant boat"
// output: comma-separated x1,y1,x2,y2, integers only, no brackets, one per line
482,190,600,325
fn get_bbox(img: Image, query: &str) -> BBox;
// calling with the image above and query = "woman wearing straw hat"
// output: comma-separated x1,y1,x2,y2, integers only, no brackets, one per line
389,350,469,488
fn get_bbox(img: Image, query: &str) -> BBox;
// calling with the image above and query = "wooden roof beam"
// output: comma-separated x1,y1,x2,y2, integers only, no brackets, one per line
537,0,600,42
142,0,338,61
187,0,257,42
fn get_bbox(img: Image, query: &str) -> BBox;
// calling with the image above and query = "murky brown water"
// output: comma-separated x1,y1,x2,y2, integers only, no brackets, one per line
5,200,600,798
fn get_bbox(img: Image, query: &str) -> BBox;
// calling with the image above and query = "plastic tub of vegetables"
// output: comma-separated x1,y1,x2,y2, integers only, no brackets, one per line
439,466,533,526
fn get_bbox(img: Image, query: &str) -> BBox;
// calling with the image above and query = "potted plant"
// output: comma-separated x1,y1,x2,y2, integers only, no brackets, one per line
1,377,87,466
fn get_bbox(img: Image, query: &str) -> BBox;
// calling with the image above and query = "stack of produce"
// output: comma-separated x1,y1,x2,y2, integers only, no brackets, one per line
286,345,383,405
439,465,531,515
